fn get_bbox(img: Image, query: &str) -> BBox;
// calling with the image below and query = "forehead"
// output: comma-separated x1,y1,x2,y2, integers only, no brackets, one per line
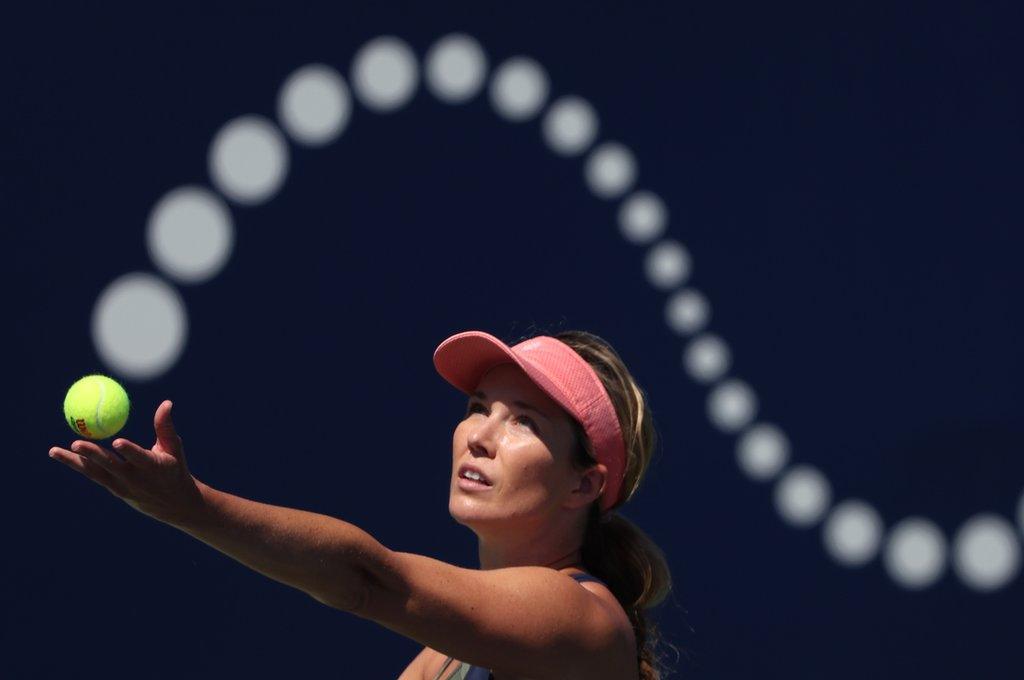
473,363,561,413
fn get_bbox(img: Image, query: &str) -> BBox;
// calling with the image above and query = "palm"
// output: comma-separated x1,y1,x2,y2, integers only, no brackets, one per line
49,400,206,527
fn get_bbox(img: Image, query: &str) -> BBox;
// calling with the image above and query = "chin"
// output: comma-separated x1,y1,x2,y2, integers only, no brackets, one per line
449,493,501,527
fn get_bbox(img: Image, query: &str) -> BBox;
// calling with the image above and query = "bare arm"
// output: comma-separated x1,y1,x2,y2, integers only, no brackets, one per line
49,399,386,613
49,400,631,679
174,481,386,612
357,551,632,680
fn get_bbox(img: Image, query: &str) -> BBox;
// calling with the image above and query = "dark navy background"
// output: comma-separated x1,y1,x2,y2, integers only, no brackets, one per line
4,2,1022,678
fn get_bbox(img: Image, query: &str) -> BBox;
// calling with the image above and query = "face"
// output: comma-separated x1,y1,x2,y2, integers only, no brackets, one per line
449,362,605,529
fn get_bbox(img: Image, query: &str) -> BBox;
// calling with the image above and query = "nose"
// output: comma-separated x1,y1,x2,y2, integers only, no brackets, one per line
467,411,500,456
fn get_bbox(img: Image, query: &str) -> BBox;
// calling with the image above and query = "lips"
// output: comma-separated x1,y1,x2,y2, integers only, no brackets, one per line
457,463,493,486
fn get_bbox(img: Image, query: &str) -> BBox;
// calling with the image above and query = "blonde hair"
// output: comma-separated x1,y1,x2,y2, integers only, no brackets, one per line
527,329,677,679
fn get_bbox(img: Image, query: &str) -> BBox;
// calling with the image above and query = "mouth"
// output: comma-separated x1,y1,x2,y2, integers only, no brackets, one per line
457,464,493,487
457,476,494,491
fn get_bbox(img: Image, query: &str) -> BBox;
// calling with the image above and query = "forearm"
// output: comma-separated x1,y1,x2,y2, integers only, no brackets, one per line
171,480,388,612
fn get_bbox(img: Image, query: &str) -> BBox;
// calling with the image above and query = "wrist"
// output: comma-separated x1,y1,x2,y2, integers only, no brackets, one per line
165,476,216,531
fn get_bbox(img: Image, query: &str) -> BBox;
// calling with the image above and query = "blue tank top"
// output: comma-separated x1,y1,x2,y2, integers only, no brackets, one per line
433,572,607,680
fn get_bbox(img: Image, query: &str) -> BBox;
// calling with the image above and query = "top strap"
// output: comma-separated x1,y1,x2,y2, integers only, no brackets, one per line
430,656,456,680
570,572,606,586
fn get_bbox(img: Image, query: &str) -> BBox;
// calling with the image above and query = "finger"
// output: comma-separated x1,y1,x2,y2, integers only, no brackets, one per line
49,447,131,498
69,440,127,472
110,437,153,465
153,400,183,457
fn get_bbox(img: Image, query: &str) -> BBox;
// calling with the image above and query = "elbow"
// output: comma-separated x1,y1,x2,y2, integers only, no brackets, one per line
344,577,372,614
315,574,371,614
322,525,394,615
310,557,375,615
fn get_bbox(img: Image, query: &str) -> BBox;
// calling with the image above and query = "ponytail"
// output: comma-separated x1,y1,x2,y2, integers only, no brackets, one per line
549,330,677,680
582,505,675,679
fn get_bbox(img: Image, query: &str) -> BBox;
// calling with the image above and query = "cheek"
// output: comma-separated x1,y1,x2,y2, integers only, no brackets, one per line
504,443,560,487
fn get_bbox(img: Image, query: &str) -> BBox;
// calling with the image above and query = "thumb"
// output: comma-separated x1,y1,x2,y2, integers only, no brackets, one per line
154,400,183,455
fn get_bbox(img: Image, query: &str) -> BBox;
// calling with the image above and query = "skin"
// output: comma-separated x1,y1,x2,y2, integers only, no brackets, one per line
47,366,636,679
48,400,205,528
450,362,610,572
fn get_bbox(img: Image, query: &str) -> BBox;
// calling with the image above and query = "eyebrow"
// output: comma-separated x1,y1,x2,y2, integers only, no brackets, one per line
471,390,551,422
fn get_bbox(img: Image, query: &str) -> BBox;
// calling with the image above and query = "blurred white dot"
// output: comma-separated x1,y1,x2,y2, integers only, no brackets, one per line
425,33,487,104
665,288,710,336
351,36,419,112
644,240,691,290
489,56,549,122
823,499,884,567
952,514,1021,592
883,518,947,590
618,191,667,244
208,115,289,205
277,64,351,146
146,186,233,285
683,334,731,384
584,142,637,199
91,273,188,381
736,423,790,481
542,96,598,156
774,465,832,528
707,379,758,433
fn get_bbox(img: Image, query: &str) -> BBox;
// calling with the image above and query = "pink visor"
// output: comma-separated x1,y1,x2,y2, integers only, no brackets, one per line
433,330,627,513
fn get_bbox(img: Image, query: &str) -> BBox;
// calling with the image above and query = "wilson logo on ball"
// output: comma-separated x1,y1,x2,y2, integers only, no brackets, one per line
73,418,93,438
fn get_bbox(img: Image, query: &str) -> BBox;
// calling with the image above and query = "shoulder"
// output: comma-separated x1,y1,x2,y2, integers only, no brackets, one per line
358,552,635,679
561,569,636,656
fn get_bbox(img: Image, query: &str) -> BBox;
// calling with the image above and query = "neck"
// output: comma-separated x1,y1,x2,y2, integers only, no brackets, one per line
478,540,584,571
475,517,585,571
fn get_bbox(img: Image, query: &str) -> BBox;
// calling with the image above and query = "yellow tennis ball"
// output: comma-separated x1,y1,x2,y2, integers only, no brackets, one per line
63,374,131,440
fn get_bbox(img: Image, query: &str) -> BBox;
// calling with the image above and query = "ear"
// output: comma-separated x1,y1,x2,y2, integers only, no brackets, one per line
565,463,607,510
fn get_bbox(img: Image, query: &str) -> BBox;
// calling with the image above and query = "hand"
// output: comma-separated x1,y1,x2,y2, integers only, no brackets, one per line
49,400,207,528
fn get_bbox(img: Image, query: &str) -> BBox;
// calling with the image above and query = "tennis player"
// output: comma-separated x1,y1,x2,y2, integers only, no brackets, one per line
49,329,673,680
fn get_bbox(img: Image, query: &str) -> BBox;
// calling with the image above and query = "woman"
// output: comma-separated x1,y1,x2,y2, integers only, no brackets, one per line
48,329,673,679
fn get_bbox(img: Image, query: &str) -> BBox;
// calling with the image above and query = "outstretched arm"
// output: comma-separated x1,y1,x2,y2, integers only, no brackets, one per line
48,400,386,613
176,482,384,612
49,400,633,679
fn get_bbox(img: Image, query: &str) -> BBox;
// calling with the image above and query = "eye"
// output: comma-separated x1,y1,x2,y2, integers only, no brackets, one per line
516,414,539,432
464,402,539,433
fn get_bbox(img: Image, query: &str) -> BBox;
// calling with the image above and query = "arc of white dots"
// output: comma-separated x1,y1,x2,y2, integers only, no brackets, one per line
89,32,1024,593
